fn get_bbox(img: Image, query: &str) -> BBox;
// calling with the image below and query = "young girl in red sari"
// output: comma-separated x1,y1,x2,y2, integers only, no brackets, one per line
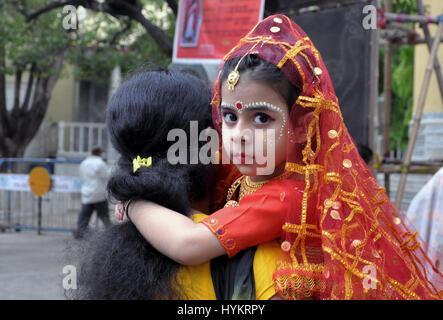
126,15,443,299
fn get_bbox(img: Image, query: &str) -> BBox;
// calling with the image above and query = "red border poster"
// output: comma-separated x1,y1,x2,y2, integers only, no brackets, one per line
173,0,265,64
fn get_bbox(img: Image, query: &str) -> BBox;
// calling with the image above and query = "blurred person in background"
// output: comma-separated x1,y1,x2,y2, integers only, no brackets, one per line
74,146,111,239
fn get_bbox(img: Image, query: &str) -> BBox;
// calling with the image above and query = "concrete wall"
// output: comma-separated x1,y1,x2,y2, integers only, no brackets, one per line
24,63,76,158
44,64,76,122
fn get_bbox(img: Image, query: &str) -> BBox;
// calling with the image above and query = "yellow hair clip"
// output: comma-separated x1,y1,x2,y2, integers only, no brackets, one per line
133,156,152,173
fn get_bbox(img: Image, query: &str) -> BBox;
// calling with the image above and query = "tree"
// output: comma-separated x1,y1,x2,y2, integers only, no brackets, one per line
0,0,176,158
379,0,418,151
0,1,71,157
23,0,177,56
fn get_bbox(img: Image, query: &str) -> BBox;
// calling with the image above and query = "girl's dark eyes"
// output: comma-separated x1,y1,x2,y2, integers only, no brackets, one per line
222,111,274,125
254,113,272,124
223,112,237,123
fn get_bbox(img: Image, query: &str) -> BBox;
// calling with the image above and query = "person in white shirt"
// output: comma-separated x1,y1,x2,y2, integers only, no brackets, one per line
74,146,111,239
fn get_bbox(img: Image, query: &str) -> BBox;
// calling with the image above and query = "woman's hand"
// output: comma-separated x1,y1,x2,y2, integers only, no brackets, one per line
127,200,226,265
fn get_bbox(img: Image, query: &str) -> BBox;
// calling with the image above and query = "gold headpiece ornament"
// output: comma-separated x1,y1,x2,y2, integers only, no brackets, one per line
133,156,152,173
227,69,240,91
225,42,258,91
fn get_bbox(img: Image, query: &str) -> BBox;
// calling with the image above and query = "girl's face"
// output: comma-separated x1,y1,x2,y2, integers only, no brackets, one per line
220,77,289,180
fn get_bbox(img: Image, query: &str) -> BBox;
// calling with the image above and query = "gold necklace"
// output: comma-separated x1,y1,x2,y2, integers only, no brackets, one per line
225,176,244,205
225,174,284,207
239,176,269,200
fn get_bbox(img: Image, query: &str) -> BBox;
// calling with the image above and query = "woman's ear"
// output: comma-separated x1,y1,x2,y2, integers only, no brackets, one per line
291,112,315,144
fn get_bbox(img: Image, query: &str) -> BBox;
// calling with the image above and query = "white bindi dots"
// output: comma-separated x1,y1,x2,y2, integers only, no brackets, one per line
220,100,287,140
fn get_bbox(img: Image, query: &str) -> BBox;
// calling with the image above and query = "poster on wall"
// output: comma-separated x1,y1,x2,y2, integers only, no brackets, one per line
173,0,265,64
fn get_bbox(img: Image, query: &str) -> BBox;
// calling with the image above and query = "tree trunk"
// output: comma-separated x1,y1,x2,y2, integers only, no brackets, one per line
0,50,67,158
0,45,7,154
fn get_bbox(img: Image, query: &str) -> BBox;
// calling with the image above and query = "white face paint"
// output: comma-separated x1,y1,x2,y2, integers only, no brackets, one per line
221,79,290,180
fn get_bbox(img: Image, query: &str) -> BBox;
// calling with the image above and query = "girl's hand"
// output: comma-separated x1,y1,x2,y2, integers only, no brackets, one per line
115,202,125,221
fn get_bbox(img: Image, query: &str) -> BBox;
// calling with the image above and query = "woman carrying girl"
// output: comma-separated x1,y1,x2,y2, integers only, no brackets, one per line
67,67,280,300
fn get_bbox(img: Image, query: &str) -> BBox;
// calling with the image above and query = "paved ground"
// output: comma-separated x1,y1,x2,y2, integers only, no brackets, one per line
0,229,75,300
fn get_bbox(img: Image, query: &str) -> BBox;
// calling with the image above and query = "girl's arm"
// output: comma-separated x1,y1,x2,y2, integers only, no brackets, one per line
128,200,226,265
128,180,301,266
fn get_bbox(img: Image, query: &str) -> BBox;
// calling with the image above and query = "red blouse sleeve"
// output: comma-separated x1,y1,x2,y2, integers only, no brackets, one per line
200,179,304,258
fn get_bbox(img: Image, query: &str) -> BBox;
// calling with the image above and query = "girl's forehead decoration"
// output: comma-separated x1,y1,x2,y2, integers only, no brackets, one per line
221,100,285,115
227,69,239,91
220,100,287,139
225,40,263,92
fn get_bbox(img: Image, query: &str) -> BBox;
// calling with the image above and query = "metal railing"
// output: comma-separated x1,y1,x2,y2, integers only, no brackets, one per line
57,121,108,159
0,158,111,233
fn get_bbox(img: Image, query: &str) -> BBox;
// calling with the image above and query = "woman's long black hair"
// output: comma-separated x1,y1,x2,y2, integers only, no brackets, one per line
65,67,214,300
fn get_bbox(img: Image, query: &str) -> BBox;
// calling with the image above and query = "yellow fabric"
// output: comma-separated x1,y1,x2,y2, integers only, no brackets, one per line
253,240,281,300
175,213,279,300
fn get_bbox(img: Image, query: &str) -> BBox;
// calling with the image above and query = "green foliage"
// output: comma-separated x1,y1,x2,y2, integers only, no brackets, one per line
0,0,72,77
68,0,175,83
391,0,417,13
391,46,414,150
380,0,418,151
1,0,175,83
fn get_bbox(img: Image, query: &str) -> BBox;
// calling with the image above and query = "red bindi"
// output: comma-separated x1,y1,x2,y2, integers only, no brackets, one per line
236,102,242,110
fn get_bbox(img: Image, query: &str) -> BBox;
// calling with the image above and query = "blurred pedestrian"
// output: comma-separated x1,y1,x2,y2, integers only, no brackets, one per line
74,146,111,239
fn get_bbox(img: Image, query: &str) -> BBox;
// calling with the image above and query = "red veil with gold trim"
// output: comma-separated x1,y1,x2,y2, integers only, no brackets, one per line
211,14,443,299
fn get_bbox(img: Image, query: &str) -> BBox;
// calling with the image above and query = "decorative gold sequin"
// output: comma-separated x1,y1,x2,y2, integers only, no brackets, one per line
270,26,280,33
324,198,333,207
280,192,286,202
393,217,401,225
307,149,315,158
330,210,341,220
273,17,283,23
324,269,330,279
281,241,291,252
343,159,352,168
332,201,342,210
328,129,338,139
373,250,381,258
352,240,362,247
314,67,323,75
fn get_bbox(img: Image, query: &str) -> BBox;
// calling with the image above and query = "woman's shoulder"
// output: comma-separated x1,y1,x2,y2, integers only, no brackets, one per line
190,213,208,223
